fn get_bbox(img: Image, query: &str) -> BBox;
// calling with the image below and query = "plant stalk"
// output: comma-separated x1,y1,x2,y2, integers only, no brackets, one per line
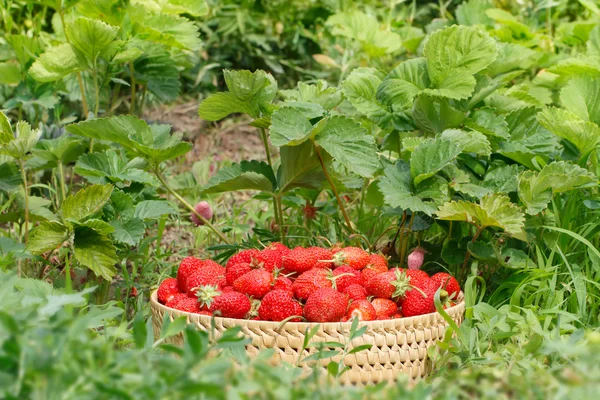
19,159,29,277
154,168,232,244
129,62,136,114
312,141,354,234
58,161,67,203
275,195,286,245
462,226,484,271
259,127,273,167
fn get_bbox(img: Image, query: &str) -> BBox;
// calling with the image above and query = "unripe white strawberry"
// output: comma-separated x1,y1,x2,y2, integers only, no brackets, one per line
191,201,213,226
407,247,426,270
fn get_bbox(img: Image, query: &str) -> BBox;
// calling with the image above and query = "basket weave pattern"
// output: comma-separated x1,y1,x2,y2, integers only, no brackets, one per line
150,290,465,384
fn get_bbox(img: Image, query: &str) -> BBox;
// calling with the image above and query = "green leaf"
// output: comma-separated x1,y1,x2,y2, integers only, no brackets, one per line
29,43,85,82
133,200,177,220
314,116,379,178
440,129,491,156
560,76,600,125
0,161,22,193
73,227,118,280
110,218,145,246
27,221,70,254
0,62,21,84
497,142,537,170
342,67,410,131
67,17,119,62
132,9,201,51
198,70,277,120
424,25,497,99
488,43,539,76
537,107,600,156
74,150,158,186
161,0,208,16
203,161,276,194
481,164,521,193
410,137,463,186
61,184,113,222
518,161,597,214
465,107,510,139
28,135,86,170
73,219,115,235
412,95,465,133
269,107,315,147
378,162,439,216
277,141,327,193
133,44,181,102
455,0,493,26
436,193,525,236
280,81,342,110
0,119,42,159
377,58,430,113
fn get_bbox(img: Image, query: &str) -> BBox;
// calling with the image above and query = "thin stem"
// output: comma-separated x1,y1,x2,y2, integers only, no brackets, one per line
462,226,484,271
129,62,136,114
92,62,100,116
19,159,29,277
154,168,232,244
58,161,67,203
312,141,354,234
259,128,273,167
275,195,286,245
139,86,147,116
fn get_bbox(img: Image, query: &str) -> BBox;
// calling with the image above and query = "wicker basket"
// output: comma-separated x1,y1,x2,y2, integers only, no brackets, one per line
150,290,465,385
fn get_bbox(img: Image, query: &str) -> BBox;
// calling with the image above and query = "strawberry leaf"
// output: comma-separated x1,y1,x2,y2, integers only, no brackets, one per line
203,160,276,194
410,137,463,186
537,107,600,157
73,226,118,280
27,221,70,255
61,184,113,222
277,141,327,193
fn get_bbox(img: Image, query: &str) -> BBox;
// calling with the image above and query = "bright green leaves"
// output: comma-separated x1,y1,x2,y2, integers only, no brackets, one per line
537,107,600,158
377,58,430,114
270,107,319,147
61,184,113,222
411,138,463,186
74,150,158,186
66,116,192,165
518,162,597,214
203,161,277,194
0,112,42,159
560,77,600,125
198,70,277,120
277,142,327,193
29,43,85,82
0,162,22,193
424,25,498,100
73,227,118,280
437,194,525,237
27,221,71,255
67,17,119,63
280,81,343,110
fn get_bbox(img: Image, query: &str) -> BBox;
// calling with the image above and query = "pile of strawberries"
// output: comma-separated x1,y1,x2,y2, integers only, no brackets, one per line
156,243,461,323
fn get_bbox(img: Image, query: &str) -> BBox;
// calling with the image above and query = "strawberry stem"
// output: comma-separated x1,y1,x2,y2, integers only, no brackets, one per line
275,315,306,331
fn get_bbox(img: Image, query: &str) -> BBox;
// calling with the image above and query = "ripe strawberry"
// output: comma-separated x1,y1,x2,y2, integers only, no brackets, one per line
226,249,260,269
171,296,201,313
210,291,251,319
225,262,252,286
407,247,427,270
401,279,442,317
165,293,188,308
405,269,429,280
310,247,334,268
157,278,179,304
331,265,363,291
222,286,235,292
284,247,329,273
330,247,370,270
342,283,368,300
431,272,460,298
365,271,398,299
272,275,293,292
392,312,403,319
233,269,273,299
191,201,213,226
185,264,226,297
258,290,303,321
268,242,291,255
255,248,285,272
371,298,398,318
177,257,204,291
347,299,377,321
292,268,332,301
198,310,213,316
304,288,348,322
361,254,389,283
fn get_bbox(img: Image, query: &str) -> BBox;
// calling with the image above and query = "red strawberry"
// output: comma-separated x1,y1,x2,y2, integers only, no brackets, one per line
304,288,349,322
268,242,291,255
330,246,370,270
222,286,235,292
201,259,224,270
392,313,403,319
347,299,377,321
331,265,363,291
371,298,398,318
272,275,293,292
157,278,179,304
233,269,273,299
191,201,213,226
284,247,328,273
310,247,334,268
292,268,332,301
258,290,303,321
405,269,429,280
255,248,285,272
170,297,201,313
366,269,429,300
431,272,460,298
407,247,427,270
198,310,213,316
210,291,251,319
361,254,389,283
165,293,188,308
226,249,260,269
365,271,398,299
185,264,226,297
177,257,204,291
401,279,442,317
225,262,252,286
342,284,367,300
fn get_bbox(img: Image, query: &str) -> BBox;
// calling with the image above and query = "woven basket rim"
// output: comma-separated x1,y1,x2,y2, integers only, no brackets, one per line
150,289,465,329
